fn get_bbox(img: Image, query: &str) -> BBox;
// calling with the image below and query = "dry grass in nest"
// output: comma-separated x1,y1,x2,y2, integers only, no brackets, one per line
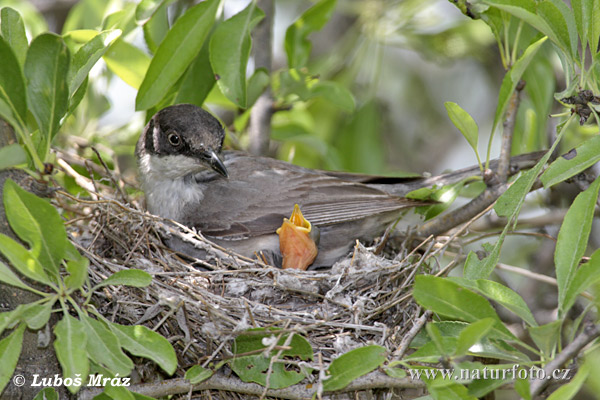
54,168,453,398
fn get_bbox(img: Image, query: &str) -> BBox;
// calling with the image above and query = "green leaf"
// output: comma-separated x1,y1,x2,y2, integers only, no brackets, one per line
546,362,589,400
136,0,219,110
528,320,561,357
413,276,515,340
514,375,531,400
24,33,70,147
54,314,88,393
104,386,135,400
209,2,265,108
141,0,171,53
454,318,495,356
103,38,150,90
490,36,547,146
0,233,50,284
3,178,66,278
95,269,152,289
1,7,28,66
232,328,313,389
404,338,457,362
0,143,27,170
483,1,566,55
246,67,270,108
285,0,337,68
0,35,26,125
310,81,355,112
556,176,600,316
80,314,133,376
562,248,600,314
109,323,177,375
588,0,600,55
541,135,600,188
0,324,25,393
19,300,54,330
571,0,590,51
448,277,537,326
410,321,468,348
426,323,449,356
174,38,215,107
383,361,407,379
537,0,578,59
445,102,479,161
32,388,59,400
135,0,175,24
64,256,89,291
0,260,32,291
322,345,386,391
463,229,506,280
68,29,121,97
185,365,213,384
68,75,88,114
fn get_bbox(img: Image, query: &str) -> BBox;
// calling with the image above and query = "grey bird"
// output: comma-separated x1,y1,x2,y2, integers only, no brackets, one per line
135,104,539,268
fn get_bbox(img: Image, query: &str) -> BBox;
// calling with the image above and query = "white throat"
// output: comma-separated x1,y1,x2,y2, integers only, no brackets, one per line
138,153,206,221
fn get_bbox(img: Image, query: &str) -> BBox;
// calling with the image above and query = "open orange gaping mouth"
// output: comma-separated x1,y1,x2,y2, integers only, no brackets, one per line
276,204,318,270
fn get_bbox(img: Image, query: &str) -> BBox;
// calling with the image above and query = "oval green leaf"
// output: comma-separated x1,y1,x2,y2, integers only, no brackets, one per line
0,143,27,170
24,33,70,145
54,314,89,393
80,314,133,376
322,345,386,391
285,0,337,68
413,275,515,340
0,35,26,125
541,135,600,188
1,7,28,66
136,0,219,110
3,178,66,278
109,322,177,375
556,175,600,315
209,2,265,108
445,101,479,157
103,38,151,90
96,269,152,289
0,324,25,394
0,233,50,284
68,29,122,97
185,365,213,384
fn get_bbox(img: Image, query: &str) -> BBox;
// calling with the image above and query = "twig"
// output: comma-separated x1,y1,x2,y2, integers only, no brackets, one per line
417,185,505,243
78,369,426,400
497,80,525,182
530,323,600,397
393,309,432,359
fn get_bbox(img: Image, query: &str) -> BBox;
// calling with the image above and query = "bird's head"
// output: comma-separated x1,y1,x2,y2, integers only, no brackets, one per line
136,104,229,180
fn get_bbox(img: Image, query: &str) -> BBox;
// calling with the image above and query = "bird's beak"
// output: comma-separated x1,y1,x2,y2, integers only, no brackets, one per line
209,151,229,178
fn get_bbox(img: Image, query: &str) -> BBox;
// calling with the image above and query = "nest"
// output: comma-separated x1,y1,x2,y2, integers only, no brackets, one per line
55,166,451,399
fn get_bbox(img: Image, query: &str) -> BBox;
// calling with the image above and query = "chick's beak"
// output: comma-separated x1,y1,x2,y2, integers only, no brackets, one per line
276,204,319,270
209,151,228,178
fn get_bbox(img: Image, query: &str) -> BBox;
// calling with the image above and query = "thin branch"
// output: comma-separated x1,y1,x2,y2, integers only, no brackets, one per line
416,182,508,238
498,80,526,182
530,323,600,398
78,370,426,400
393,309,432,359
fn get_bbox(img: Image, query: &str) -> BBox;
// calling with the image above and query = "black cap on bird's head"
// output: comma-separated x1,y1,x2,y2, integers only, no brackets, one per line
136,104,229,178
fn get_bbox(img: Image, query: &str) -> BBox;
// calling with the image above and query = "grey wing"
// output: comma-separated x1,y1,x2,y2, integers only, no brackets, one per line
184,152,422,240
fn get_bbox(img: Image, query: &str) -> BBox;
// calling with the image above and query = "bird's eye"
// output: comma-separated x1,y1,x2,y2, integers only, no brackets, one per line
167,131,181,147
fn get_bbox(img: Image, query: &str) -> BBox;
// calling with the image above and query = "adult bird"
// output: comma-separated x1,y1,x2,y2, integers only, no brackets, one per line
135,104,536,268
